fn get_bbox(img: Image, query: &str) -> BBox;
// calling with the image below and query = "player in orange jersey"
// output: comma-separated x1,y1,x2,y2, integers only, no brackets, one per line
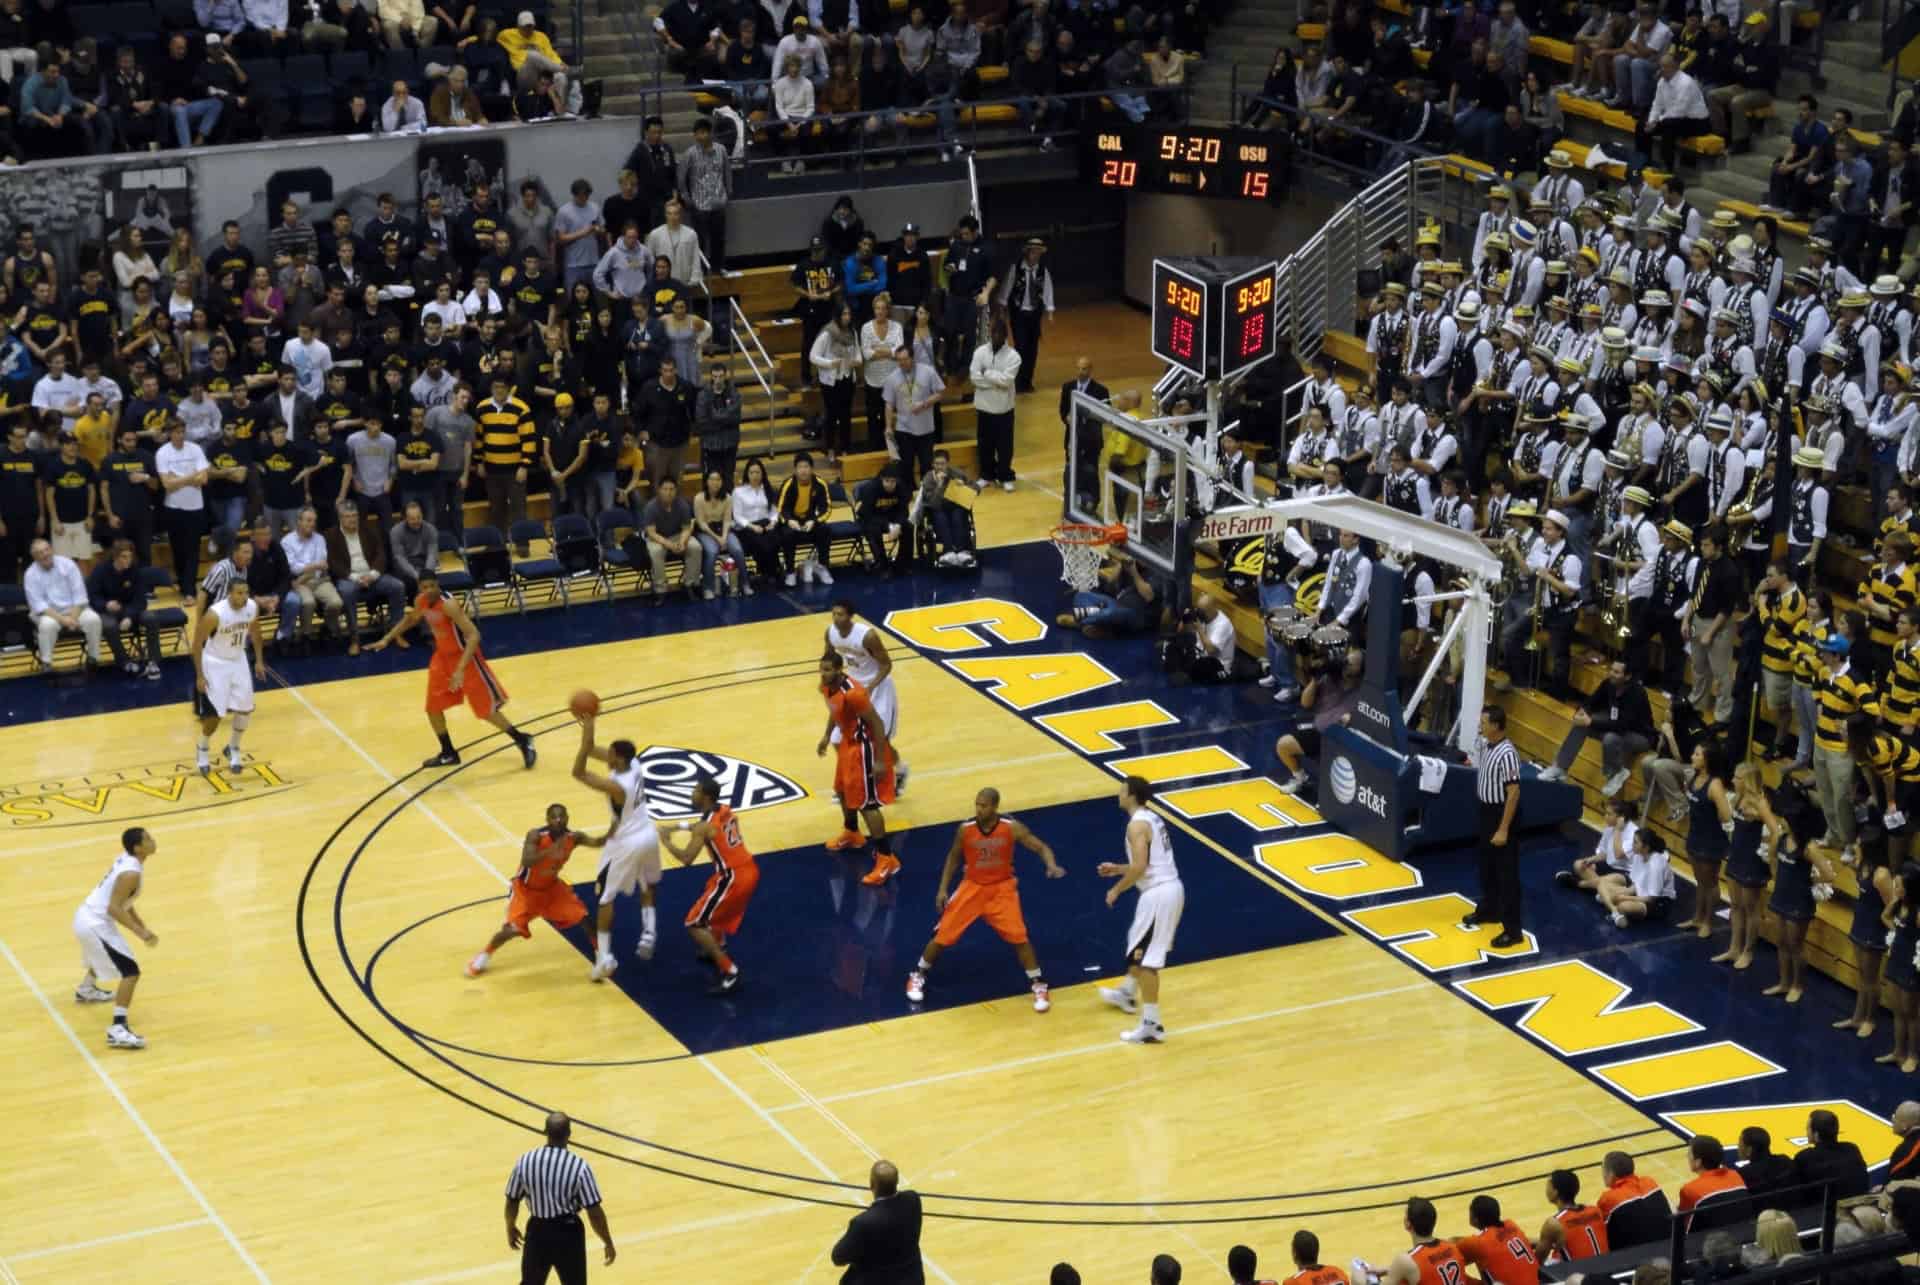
1534,1169,1608,1264
660,776,760,995
1356,1198,1470,1285
1676,1135,1748,1229
816,651,900,885
465,803,603,976
905,787,1065,1012
1278,1231,1343,1285
367,567,538,769
1455,1196,1540,1285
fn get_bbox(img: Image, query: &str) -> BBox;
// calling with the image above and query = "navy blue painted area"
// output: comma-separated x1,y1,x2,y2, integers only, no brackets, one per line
559,795,1339,1054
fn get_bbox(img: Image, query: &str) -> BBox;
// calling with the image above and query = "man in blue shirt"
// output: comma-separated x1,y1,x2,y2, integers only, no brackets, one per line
20,62,88,159
1764,93,1830,217
1830,133,1875,269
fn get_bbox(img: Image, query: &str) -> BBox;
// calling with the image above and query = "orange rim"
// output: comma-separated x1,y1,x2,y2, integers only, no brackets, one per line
1050,523,1129,546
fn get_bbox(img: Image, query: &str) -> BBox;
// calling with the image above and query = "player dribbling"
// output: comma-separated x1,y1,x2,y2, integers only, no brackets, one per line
1098,775,1184,1044
191,577,265,777
571,714,663,978
906,787,1065,1012
466,803,603,977
660,776,760,995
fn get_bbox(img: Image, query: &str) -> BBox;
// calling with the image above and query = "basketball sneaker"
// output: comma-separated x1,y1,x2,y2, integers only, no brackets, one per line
1119,1021,1165,1044
422,749,462,767
893,762,910,794
227,746,244,773
196,747,210,777
465,953,489,977
517,739,537,770
862,853,901,885
106,1023,146,1050
75,982,113,1002
1032,981,1051,1013
589,954,618,982
824,829,866,851
1098,986,1138,1014
635,934,656,961
906,970,927,1003
707,969,741,996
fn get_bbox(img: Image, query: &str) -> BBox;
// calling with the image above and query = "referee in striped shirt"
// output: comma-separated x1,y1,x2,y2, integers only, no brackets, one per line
1462,705,1526,949
505,1112,615,1284
194,531,250,614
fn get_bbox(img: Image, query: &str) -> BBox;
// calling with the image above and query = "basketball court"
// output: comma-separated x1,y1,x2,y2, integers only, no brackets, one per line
0,305,1900,1283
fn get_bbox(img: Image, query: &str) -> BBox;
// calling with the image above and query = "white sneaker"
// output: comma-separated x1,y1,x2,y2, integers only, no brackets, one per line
1119,1021,1165,1044
960,552,977,567
1273,686,1298,704
1258,672,1278,688
1098,985,1138,1014
589,954,618,982
465,952,489,977
1611,911,1630,928
906,970,926,1002
1538,766,1566,783
106,1023,146,1049
1032,981,1051,1012
1277,772,1308,795
75,982,113,1002
196,747,210,777
815,563,834,585
785,570,798,587
227,746,244,773
1601,768,1630,797
1001,480,1014,492
635,934,656,961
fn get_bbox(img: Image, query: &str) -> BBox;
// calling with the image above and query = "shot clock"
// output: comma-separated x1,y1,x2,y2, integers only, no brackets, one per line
1150,257,1279,380
1083,124,1287,205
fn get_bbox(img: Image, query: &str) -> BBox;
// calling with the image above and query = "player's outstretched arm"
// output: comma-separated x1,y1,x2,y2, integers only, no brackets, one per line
367,602,424,651
574,828,607,850
570,716,618,791
660,817,711,866
1010,818,1065,877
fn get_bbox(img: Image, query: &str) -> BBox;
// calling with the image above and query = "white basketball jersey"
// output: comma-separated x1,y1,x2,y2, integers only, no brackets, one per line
205,598,257,662
828,620,884,687
608,761,655,842
1129,807,1179,892
76,853,142,932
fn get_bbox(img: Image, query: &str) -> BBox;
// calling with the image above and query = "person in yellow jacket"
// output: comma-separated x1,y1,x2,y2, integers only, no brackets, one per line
499,11,573,100
1096,389,1150,523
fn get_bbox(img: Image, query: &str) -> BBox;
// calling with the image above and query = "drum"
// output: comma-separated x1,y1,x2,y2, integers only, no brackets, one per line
1265,604,1301,638
1311,623,1351,661
1281,617,1316,645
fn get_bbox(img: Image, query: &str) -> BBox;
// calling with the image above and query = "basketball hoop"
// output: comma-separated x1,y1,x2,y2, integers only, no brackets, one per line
1050,522,1129,591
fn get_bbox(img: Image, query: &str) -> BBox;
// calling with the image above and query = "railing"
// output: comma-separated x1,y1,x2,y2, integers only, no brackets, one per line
727,296,781,455
1883,0,1918,108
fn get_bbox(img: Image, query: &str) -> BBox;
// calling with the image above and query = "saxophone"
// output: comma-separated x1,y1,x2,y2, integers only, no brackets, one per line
1727,464,1765,522
1617,413,1647,473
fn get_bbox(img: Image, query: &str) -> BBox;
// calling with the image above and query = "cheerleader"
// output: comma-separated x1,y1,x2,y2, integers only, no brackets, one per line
1763,785,1838,1005
1879,862,1920,1072
1716,762,1773,970
1683,740,1734,939
1836,818,1897,1039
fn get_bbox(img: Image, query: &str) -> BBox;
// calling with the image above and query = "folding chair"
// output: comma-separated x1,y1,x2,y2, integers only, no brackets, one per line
0,583,30,666
552,513,604,604
595,507,642,598
433,547,476,612
461,524,521,614
823,479,867,568
508,517,566,609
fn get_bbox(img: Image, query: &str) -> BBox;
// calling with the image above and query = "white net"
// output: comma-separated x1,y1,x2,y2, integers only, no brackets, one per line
1051,527,1117,591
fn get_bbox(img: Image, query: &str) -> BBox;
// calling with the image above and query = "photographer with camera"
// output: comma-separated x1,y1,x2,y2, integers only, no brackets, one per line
1275,648,1367,796
1055,552,1157,640
1168,593,1251,685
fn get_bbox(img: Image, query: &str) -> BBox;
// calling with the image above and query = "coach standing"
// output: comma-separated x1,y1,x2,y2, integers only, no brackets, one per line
505,1112,615,1285
1464,704,1525,949
831,1159,925,1284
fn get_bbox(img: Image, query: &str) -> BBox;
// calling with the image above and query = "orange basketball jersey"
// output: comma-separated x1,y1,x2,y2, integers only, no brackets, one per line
1284,1264,1348,1285
1459,1221,1539,1285
1410,1240,1471,1285
960,818,1017,885
521,829,577,890
1550,1205,1608,1262
826,678,879,744
419,592,463,659
707,804,755,870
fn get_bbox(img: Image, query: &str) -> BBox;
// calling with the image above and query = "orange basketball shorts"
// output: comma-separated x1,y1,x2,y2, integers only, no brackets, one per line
934,877,1028,947
834,737,895,810
506,877,587,938
427,652,507,719
685,861,760,937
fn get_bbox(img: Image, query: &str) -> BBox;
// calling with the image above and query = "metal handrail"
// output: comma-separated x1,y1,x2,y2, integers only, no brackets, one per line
727,296,780,454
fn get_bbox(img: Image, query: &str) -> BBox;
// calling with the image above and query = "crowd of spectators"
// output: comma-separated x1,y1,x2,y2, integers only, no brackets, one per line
0,2,585,160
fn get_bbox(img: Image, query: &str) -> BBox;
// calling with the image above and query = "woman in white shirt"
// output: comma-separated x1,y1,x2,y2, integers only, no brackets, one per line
1557,797,1637,895
164,271,198,327
809,305,860,461
858,293,904,452
772,54,816,174
1598,827,1677,928
111,225,158,315
729,455,783,587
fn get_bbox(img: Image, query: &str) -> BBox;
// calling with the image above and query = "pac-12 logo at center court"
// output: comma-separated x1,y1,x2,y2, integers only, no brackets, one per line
637,746,806,818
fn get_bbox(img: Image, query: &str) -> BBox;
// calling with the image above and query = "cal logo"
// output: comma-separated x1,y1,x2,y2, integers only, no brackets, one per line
637,746,806,818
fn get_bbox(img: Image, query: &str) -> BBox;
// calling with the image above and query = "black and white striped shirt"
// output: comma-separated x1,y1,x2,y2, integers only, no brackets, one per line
506,1145,603,1220
1475,735,1522,805
199,557,239,604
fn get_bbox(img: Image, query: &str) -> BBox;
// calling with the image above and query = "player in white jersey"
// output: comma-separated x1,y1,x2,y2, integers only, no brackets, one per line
73,827,160,1049
1097,775,1184,1044
191,577,264,778
826,600,910,790
570,714,663,979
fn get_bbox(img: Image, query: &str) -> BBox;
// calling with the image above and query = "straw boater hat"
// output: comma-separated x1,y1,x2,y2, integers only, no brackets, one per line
1489,184,1513,200
1555,355,1587,375
1705,407,1736,434
1632,380,1657,400
1808,235,1834,253
1577,247,1602,267
1456,297,1483,323
1416,227,1442,248
1712,307,1738,326
1548,296,1571,314
1632,346,1662,365
1792,266,1822,288
1548,149,1572,169
1546,259,1570,275
1601,326,1630,348
1563,412,1591,434
1529,343,1557,362
1669,395,1697,419
1384,281,1408,298
1681,298,1709,319
1623,485,1655,507
1805,392,1834,414
1440,260,1465,276
1606,450,1634,471
1839,290,1871,310
1650,209,1682,231
1640,290,1672,308
1793,445,1826,469
1662,519,1693,542
1511,304,1535,320
1663,352,1692,371
1610,215,1635,232
1710,210,1741,231
1543,509,1570,530
1512,221,1538,247
1529,195,1554,212
1730,257,1757,276
1580,301,1604,319
1507,500,1540,519
1608,265,1633,286
1501,320,1528,339
1819,339,1847,361
1484,232,1511,251
1874,274,1905,297
1421,282,1446,297
1524,401,1559,422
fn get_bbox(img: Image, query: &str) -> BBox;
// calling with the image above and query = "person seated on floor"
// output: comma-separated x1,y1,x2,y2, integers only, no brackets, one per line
1595,827,1677,929
910,447,976,567
1274,648,1367,795
1055,551,1157,640
1557,797,1638,894
1171,592,1251,684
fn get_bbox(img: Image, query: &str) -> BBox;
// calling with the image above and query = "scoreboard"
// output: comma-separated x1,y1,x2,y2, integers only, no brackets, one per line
1083,124,1288,205
1150,256,1279,381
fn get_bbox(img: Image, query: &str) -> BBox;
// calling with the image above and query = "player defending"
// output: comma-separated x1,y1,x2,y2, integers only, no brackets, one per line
73,827,160,1050
660,776,761,995
817,651,901,885
906,787,1065,1011
1098,775,1184,1044
366,567,537,770
191,576,265,777
466,803,603,977
1353,1197,1472,1285
826,600,910,791
571,714,662,977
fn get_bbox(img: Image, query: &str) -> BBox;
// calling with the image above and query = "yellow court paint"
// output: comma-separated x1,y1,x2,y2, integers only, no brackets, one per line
1034,700,1181,753
1589,1041,1785,1101
1160,777,1325,831
1106,746,1249,784
946,652,1120,711
882,597,1050,653
1345,893,1539,971
1663,1101,1899,1160
1255,832,1425,899
1455,960,1702,1056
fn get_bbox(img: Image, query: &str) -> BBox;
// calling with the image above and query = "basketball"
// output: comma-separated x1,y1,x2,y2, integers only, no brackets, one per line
570,689,600,719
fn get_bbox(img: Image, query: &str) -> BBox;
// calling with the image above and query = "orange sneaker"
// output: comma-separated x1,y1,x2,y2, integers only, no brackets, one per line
862,853,902,885
824,829,867,851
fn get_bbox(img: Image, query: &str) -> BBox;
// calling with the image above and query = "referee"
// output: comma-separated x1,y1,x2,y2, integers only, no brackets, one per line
1462,705,1525,949
505,1112,615,1284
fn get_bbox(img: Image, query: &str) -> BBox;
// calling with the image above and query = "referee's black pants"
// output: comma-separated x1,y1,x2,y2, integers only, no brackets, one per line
521,1214,588,1285
1476,802,1522,935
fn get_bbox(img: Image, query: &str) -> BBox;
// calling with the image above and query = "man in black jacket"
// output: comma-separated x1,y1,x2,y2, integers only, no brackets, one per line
634,356,697,493
86,539,164,679
1867,136,1920,277
1058,356,1108,507
886,224,932,341
1734,1126,1798,1211
830,1159,924,1285
1538,659,1654,798
1791,1109,1871,1200
1707,12,1780,152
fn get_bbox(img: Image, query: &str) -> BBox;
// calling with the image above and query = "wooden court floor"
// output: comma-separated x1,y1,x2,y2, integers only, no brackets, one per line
0,305,1694,1283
